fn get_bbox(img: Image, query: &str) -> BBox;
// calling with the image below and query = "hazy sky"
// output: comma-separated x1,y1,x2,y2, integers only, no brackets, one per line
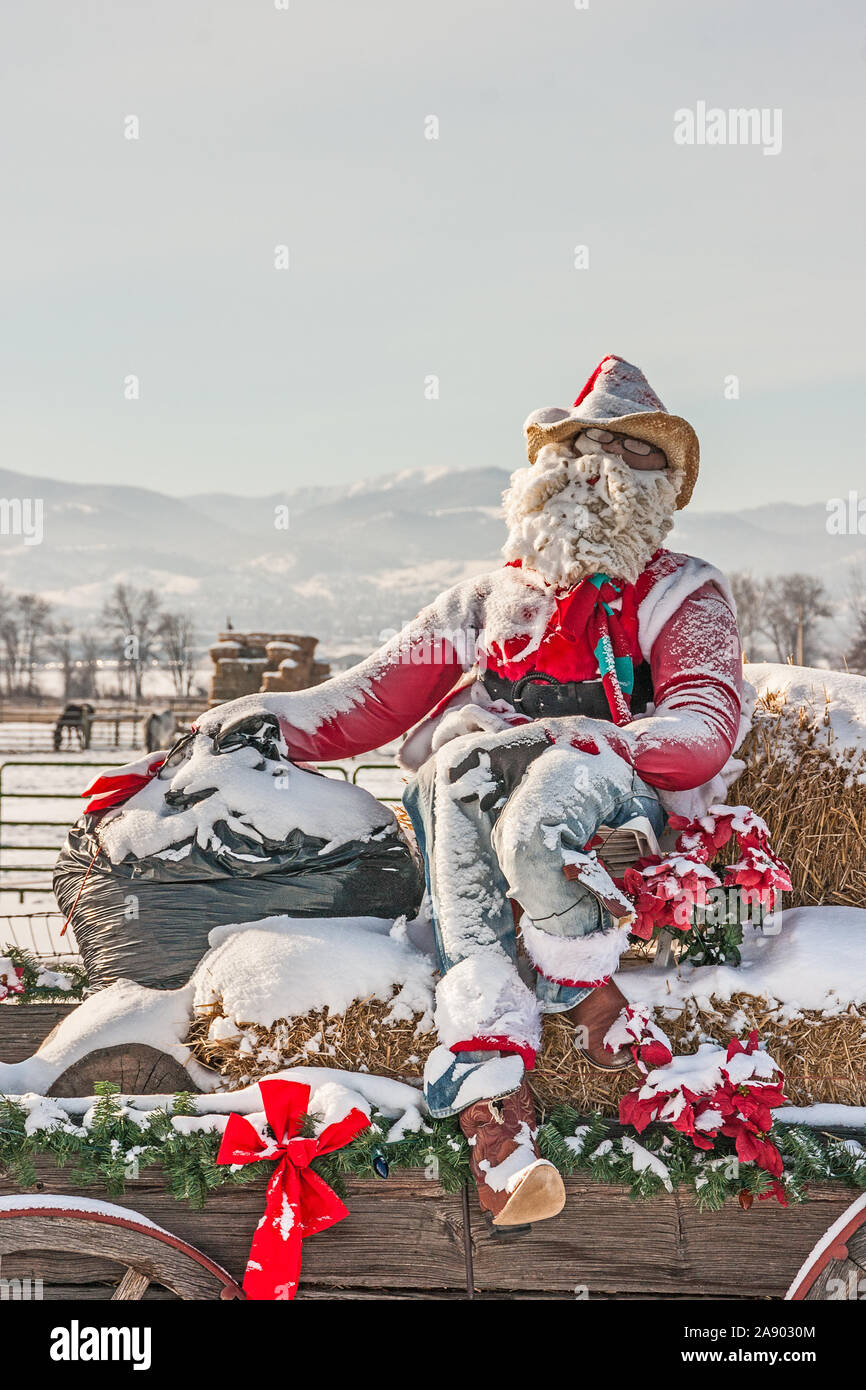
2,0,863,512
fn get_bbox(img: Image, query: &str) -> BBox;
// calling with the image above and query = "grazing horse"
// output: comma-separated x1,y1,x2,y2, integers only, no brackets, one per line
144,708,177,753
54,702,95,751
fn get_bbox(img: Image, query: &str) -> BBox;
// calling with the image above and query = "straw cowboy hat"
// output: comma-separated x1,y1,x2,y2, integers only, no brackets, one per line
523,354,700,509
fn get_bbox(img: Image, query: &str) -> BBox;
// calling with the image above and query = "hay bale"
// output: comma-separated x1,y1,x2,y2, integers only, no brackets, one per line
186,915,438,1090
532,992,866,1117
735,666,866,908
187,980,866,1118
187,994,438,1091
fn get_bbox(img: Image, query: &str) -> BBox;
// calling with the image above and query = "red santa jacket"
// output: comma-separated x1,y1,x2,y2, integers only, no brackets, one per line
86,550,743,814
235,549,744,795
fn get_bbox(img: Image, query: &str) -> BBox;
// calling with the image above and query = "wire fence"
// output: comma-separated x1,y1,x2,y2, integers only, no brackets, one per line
0,911,78,958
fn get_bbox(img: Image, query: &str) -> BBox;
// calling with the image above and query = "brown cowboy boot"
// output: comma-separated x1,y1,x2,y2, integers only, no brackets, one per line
566,978,633,1070
459,1080,566,1226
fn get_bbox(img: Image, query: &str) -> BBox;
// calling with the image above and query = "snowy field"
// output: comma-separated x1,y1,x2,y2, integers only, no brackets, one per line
0,732,406,960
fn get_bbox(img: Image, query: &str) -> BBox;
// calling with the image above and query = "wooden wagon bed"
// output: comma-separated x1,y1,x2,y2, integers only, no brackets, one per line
0,1006,861,1300
1,1157,859,1300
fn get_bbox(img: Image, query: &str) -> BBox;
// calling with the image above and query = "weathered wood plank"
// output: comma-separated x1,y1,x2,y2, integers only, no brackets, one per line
0,1250,130,1287
468,1179,683,1296
468,1179,860,1299
0,1003,77,1062
0,1162,469,1293
11,1284,177,1301
1,1159,859,1300
676,1183,856,1298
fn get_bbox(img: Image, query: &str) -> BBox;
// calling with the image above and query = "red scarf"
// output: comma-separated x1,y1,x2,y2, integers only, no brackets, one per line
483,564,643,725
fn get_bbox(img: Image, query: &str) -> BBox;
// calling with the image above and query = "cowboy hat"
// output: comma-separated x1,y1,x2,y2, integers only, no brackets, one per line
523,355,700,509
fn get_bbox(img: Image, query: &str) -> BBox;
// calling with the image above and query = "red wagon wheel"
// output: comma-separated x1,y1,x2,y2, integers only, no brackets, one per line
0,1199,244,1300
786,1192,866,1300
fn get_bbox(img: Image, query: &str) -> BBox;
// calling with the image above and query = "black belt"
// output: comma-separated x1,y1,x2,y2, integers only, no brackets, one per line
480,663,653,721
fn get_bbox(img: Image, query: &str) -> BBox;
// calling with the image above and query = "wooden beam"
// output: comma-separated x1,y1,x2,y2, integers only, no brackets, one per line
0,1003,77,1063
0,1159,858,1299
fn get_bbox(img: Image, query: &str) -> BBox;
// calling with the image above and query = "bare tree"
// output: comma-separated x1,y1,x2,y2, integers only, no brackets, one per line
101,584,163,701
0,593,54,697
0,586,13,695
47,623,106,700
159,611,197,697
47,620,75,702
728,573,766,660
0,616,19,696
846,566,866,673
759,574,833,666
76,629,102,699
18,594,54,695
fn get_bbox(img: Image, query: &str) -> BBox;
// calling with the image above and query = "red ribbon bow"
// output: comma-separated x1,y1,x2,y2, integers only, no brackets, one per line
216,1077,370,1300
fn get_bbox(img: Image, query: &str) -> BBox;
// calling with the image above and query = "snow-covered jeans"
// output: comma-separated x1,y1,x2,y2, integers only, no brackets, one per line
403,722,665,1118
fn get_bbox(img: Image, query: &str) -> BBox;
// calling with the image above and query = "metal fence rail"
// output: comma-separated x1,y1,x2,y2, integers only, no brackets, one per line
0,912,78,958
0,761,112,883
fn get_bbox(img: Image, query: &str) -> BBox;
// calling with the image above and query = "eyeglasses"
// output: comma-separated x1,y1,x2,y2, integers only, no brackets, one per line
583,427,655,456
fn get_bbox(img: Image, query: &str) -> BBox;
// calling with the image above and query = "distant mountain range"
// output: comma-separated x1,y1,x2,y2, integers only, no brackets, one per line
0,465,861,655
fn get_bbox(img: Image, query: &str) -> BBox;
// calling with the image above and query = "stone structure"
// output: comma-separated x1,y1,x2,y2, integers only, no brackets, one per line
208,632,330,706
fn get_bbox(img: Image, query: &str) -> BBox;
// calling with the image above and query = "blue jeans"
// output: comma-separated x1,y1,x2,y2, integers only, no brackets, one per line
403,722,665,1116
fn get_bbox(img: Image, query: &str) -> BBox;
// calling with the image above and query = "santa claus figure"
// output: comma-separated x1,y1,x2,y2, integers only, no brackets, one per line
202,355,744,1228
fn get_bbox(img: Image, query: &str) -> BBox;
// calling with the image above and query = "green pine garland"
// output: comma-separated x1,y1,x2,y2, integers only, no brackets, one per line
0,947,87,1003
0,1085,862,1212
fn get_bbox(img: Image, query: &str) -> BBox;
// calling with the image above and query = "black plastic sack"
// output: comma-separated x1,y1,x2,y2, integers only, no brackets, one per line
54,727,423,990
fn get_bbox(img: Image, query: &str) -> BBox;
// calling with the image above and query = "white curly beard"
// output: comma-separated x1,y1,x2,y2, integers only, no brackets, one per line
501,442,679,588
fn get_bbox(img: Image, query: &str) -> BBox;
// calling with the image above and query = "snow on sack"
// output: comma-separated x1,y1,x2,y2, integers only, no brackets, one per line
98,735,394,863
55,733,423,989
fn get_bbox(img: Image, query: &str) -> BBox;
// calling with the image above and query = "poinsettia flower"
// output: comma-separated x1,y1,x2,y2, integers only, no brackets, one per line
618,1089,660,1134
726,1030,760,1061
639,1039,673,1068
725,1124,784,1179
618,1027,789,1203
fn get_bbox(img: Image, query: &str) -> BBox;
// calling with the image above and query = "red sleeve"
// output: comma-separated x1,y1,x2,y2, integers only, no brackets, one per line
277,634,465,761
627,581,743,791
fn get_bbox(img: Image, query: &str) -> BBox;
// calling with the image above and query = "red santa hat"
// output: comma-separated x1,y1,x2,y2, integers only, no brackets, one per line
523,355,700,509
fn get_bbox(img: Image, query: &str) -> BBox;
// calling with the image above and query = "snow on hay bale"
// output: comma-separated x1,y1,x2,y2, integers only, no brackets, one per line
734,663,866,908
186,916,438,1089
536,906,866,1115
185,907,866,1120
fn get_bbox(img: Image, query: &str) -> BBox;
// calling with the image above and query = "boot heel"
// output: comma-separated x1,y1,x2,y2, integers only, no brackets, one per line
483,1212,533,1238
